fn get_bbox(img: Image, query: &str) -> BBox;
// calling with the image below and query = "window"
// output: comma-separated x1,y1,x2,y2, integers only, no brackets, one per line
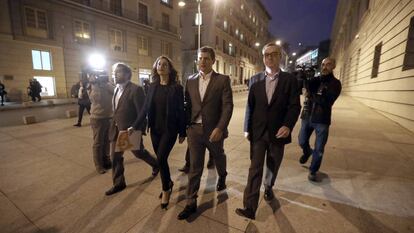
109,29,124,52
229,43,233,56
32,50,52,70
223,39,227,53
223,20,228,31
162,13,170,31
33,76,55,97
138,3,148,25
216,60,220,72
110,0,122,16
355,49,361,82
138,36,149,56
223,62,226,74
24,6,48,38
74,19,91,41
371,42,382,78
161,41,172,58
403,16,414,70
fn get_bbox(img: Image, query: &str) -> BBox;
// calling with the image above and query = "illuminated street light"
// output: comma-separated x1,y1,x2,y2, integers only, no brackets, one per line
255,42,260,47
292,52,297,56
178,0,186,7
88,53,106,70
276,40,281,45
289,60,293,64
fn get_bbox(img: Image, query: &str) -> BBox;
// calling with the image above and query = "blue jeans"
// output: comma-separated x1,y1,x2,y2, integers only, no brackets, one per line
298,119,330,174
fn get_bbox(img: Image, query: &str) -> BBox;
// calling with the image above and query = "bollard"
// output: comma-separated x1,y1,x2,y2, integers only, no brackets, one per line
66,109,77,118
23,115,36,124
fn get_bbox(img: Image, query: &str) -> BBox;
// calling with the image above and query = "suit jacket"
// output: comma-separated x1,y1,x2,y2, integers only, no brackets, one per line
185,71,233,137
145,82,186,137
244,71,301,144
109,81,146,141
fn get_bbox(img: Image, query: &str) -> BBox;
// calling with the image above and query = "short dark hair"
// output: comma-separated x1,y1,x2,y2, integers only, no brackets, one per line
198,46,215,61
151,55,178,85
113,62,132,80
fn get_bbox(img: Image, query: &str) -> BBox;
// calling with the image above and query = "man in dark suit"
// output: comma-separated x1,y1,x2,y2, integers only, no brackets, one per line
177,46,233,220
235,42,301,219
105,63,159,196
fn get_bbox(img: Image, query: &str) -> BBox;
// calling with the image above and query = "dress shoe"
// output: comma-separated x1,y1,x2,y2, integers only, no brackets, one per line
177,204,197,220
264,188,274,201
299,153,311,164
235,208,255,220
206,159,215,169
152,166,160,177
308,173,318,182
216,176,226,191
178,165,189,173
160,182,174,209
73,123,81,127
105,184,126,196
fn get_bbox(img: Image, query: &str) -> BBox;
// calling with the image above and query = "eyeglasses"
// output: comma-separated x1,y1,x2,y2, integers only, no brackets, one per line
264,52,280,58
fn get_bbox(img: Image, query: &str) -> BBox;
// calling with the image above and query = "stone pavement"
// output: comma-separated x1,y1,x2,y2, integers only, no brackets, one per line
0,93,413,233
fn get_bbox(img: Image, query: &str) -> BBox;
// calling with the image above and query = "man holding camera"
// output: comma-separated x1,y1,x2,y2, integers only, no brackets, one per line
298,57,342,182
87,71,114,174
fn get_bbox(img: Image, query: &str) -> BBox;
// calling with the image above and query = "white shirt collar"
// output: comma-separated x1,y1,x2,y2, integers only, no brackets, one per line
199,70,213,80
116,81,129,91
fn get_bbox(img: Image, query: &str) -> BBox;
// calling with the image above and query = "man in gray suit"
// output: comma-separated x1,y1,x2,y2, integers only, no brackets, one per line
105,63,159,196
178,46,233,220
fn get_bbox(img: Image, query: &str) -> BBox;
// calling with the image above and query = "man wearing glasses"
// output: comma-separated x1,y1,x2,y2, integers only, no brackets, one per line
235,42,301,219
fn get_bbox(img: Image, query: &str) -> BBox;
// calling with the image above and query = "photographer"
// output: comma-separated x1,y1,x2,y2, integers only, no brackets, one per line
87,71,115,174
298,57,342,182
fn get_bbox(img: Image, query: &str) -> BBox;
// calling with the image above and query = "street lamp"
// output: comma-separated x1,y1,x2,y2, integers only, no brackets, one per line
276,40,281,46
292,52,297,56
196,0,202,50
178,0,186,7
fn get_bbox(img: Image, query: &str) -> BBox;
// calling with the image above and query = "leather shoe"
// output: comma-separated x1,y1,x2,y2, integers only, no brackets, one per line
207,159,215,169
264,188,274,201
177,204,197,220
103,161,112,170
152,166,159,177
235,208,255,220
299,153,311,164
216,176,226,191
308,173,318,182
73,123,81,127
105,184,126,196
178,165,189,173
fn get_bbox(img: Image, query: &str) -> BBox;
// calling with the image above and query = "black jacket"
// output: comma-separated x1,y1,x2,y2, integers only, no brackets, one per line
301,73,342,125
145,82,186,138
244,71,301,144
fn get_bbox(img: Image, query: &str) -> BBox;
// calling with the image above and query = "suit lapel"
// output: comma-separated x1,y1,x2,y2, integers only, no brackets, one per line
257,72,267,104
191,74,202,105
202,72,218,103
115,82,131,113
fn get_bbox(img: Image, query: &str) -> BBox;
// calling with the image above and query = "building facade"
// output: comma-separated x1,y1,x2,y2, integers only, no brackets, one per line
0,0,182,102
330,0,414,132
180,0,271,85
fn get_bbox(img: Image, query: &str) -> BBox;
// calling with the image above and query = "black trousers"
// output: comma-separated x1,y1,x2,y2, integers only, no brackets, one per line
77,103,91,124
243,131,285,212
150,130,177,191
110,137,158,187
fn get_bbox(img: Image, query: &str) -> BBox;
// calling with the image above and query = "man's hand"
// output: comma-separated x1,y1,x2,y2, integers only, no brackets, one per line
127,126,134,135
178,136,186,144
275,126,290,138
209,128,223,142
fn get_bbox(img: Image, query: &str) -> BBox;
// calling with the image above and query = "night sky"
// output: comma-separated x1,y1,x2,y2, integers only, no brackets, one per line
261,0,338,53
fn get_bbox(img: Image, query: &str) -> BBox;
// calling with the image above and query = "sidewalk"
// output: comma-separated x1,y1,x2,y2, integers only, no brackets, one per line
0,94,413,233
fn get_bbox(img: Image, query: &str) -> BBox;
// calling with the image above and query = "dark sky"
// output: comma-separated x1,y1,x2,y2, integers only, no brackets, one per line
261,0,338,53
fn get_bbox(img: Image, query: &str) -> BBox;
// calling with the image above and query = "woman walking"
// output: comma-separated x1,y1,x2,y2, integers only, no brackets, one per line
145,56,186,209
